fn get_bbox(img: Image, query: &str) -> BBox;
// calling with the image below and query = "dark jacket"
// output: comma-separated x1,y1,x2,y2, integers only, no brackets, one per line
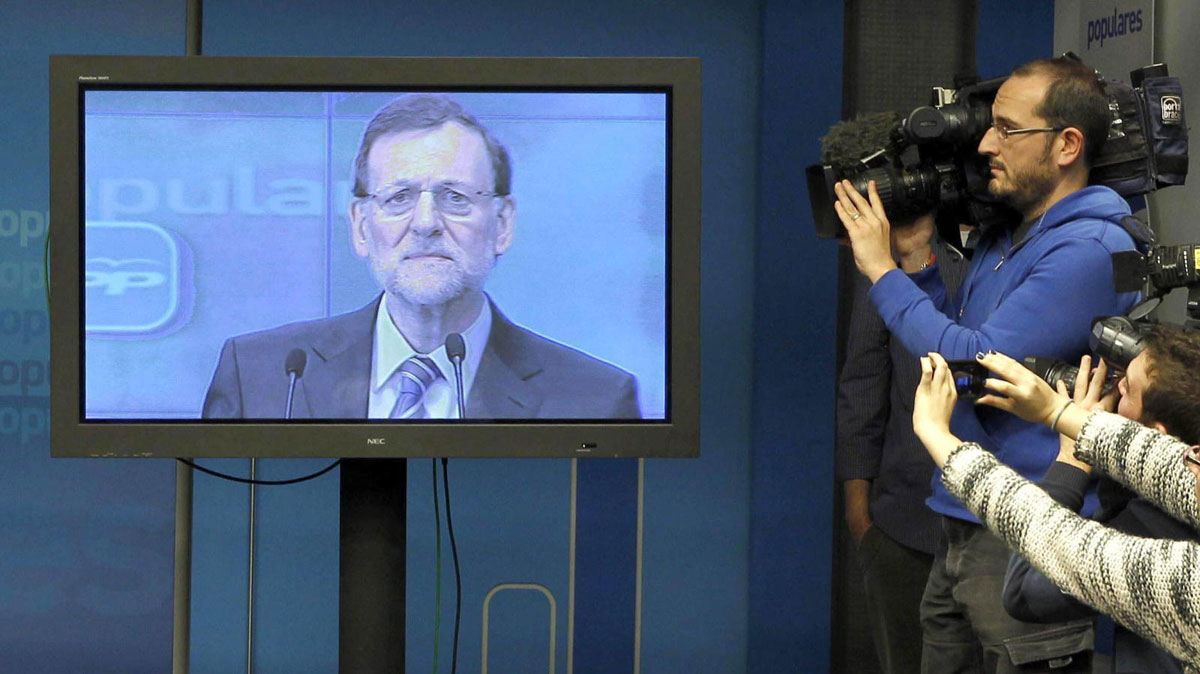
1004,461,1199,673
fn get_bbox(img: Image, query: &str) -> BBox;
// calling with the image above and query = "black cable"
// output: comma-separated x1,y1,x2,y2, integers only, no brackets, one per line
175,458,341,485
441,457,461,674
432,458,443,673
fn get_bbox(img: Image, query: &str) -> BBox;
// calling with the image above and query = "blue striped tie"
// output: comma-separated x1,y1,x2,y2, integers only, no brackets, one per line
389,355,441,419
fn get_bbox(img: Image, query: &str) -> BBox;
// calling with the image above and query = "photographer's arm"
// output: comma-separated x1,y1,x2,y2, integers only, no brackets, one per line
940,441,1200,666
1003,477,1097,624
984,352,1107,620
976,351,1200,529
893,212,936,274
1073,412,1200,530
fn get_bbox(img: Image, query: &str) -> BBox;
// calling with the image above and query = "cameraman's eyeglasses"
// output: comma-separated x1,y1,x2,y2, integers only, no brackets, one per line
358,182,503,219
992,123,1065,141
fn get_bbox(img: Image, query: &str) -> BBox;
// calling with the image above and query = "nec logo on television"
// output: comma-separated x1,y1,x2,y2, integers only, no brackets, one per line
1161,95,1183,125
85,221,192,337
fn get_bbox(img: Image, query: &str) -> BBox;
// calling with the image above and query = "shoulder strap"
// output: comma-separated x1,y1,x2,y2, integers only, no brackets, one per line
1117,214,1156,252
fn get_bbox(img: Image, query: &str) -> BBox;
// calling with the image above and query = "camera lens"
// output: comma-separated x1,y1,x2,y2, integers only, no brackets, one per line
1090,316,1146,370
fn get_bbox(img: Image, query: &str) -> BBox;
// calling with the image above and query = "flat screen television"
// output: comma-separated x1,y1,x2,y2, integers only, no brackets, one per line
49,55,700,459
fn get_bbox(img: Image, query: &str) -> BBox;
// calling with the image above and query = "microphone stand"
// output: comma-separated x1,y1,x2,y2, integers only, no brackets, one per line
450,359,466,421
253,351,304,672
284,371,300,418
443,334,466,674
445,331,467,420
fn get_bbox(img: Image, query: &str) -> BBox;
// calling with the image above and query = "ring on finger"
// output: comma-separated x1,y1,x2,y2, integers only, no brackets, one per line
850,212,861,220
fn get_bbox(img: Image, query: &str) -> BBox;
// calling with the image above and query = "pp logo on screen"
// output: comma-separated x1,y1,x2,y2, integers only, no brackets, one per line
1161,95,1183,125
85,221,192,337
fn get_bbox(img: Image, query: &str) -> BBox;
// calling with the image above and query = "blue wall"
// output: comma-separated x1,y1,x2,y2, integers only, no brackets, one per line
0,3,182,672
978,0,1056,79
748,3,843,671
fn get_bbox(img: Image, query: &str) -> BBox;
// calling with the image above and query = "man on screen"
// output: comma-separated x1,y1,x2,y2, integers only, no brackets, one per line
202,94,641,420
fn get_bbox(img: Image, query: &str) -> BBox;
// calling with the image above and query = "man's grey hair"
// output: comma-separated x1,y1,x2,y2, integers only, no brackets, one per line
351,94,512,197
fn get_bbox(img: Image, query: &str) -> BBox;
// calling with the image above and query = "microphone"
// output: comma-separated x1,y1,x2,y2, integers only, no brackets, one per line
444,333,467,419
284,348,307,419
819,110,903,173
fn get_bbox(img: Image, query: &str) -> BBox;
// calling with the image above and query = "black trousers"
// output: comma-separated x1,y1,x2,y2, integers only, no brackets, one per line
920,518,1093,673
857,524,934,674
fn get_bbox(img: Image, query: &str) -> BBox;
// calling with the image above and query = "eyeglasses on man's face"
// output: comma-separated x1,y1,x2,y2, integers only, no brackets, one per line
991,122,1065,141
359,181,503,219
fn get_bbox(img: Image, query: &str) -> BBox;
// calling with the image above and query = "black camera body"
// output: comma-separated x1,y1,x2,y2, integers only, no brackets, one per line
1024,316,1148,394
807,76,1013,241
947,359,991,401
1108,212,1200,328
808,58,1187,241
1113,242,1200,296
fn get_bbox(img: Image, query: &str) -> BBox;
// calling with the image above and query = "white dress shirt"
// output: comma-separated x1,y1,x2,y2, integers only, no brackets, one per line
366,297,492,419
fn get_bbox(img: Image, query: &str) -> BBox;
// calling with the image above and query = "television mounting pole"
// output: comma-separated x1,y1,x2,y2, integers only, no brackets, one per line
339,459,407,672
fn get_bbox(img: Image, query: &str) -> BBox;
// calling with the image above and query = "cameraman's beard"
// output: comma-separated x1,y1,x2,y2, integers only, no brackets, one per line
995,165,1057,217
989,146,1058,217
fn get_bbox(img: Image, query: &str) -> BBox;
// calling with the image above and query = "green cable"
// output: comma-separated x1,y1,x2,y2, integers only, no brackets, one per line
433,459,444,673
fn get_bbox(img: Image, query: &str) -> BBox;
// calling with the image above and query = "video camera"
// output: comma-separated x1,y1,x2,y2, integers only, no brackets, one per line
1111,220,1200,328
807,56,1188,242
1024,224,1200,394
807,76,1012,241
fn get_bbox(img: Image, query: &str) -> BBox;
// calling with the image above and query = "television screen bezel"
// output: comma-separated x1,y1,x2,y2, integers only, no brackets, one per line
49,54,700,459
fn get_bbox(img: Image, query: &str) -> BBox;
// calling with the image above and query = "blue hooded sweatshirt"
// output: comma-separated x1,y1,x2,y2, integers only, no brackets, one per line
868,185,1140,522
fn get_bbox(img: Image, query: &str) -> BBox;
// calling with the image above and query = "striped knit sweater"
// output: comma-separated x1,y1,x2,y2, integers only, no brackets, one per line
941,410,1200,669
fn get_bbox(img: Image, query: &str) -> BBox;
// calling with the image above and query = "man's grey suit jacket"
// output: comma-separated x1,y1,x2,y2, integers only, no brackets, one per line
201,296,640,419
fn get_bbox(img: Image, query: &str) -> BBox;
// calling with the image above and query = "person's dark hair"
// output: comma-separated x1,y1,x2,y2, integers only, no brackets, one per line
351,94,512,197
1139,324,1200,446
819,111,903,173
1010,57,1110,167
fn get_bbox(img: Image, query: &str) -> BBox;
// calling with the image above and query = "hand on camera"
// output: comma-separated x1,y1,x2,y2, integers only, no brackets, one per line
1070,354,1117,414
1055,354,1114,471
835,180,898,283
974,351,1068,427
913,353,962,466
835,180,935,282
892,211,936,272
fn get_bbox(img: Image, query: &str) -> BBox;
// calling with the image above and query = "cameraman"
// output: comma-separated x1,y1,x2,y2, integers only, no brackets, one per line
912,350,1200,670
834,56,1141,673
1004,327,1200,673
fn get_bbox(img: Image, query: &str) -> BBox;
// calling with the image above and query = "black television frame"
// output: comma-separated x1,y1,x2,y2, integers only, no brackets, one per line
49,55,701,459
